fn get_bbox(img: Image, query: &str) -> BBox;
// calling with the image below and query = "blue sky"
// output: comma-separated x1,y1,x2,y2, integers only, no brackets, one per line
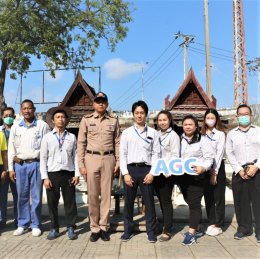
4,0,259,112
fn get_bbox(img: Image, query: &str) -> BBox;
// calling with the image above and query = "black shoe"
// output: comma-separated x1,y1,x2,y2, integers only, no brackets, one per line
90,232,100,242
100,230,110,241
234,232,252,240
121,233,133,242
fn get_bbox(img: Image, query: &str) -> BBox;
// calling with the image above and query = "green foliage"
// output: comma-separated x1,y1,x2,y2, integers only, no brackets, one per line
0,0,133,79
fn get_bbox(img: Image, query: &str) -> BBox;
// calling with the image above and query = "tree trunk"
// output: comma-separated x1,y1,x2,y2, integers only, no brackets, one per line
0,58,8,114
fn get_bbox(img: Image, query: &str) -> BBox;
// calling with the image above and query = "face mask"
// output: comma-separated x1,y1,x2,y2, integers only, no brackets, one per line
238,115,251,126
205,119,216,128
3,117,14,125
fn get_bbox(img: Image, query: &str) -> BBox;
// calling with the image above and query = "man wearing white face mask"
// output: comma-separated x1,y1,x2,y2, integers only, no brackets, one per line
226,104,260,243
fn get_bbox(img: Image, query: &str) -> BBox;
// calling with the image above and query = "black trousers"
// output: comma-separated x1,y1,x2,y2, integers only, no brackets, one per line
154,174,175,233
204,160,226,227
179,174,205,230
46,171,77,230
232,170,260,235
123,165,157,237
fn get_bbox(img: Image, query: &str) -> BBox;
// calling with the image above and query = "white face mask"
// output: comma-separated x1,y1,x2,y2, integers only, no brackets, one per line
205,119,216,128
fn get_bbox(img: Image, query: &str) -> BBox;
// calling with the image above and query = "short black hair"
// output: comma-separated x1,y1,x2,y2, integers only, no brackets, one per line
21,99,35,109
2,107,15,116
52,109,69,119
132,100,149,115
182,114,201,144
237,104,252,115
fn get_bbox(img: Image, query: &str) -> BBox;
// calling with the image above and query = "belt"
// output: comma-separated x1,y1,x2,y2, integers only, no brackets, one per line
14,156,39,165
242,159,257,168
86,150,114,156
128,163,149,167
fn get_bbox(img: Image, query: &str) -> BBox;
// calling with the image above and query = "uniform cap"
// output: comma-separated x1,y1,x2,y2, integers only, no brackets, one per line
94,92,108,102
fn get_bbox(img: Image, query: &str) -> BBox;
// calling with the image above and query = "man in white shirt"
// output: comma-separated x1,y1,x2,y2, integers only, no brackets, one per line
40,106,80,240
120,100,160,243
8,99,49,237
226,104,260,242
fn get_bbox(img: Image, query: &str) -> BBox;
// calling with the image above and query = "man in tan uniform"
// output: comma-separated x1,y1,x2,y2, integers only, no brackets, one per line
77,92,120,242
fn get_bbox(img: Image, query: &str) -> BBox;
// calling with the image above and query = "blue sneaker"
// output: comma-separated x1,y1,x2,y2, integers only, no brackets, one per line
67,227,77,240
47,229,59,240
147,234,157,243
182,232,196,246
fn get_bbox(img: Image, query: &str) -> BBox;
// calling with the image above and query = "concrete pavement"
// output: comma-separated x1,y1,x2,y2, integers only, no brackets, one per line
1,190,260,259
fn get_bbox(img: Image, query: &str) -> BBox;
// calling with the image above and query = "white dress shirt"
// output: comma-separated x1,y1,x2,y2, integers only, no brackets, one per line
8,118,49,171
206,128,225,174
226,125,260,174
159,128,180,160
181,134,214,171
40,129,80,179
120,124,160,175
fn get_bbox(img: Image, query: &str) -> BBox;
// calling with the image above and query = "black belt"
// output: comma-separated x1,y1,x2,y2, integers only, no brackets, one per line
242,159,257,168
128,163,149,167
15,158,40,165
86,150,114,156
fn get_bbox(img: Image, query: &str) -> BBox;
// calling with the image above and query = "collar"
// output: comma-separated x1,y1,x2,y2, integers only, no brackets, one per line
19,118,37,128
134,123,147,133
52,128,68,134
207,127,216,135
234,124,255,132
93,111,108,119
160,128,172,134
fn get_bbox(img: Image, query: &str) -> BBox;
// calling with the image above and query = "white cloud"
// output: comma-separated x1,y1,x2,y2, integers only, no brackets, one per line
45,70,63,81
103,58,143,80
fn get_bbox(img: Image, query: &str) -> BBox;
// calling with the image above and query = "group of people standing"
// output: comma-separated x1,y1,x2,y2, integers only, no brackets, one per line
0,92,259,247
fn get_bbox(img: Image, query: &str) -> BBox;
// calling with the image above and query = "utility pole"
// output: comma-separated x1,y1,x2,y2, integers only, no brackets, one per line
141,66,144,101
204,0,212,100
174,32,195,79
247,58,260,104
233,0,248,106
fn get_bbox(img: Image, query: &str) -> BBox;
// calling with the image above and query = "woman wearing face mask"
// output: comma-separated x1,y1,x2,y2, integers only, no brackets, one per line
201,109,226,236
179,115,214,246
153,110,180,242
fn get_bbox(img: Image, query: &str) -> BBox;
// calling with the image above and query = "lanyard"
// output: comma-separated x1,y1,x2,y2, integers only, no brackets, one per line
134,126,150,144
206,132,216,141
159,129,172,146
55,131,67,151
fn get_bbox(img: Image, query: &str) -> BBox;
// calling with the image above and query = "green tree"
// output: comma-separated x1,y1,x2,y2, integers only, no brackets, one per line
0,0,133,110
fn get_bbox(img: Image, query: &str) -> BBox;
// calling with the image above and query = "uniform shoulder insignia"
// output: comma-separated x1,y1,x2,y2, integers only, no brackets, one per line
108,112,118,119
84,113,94,118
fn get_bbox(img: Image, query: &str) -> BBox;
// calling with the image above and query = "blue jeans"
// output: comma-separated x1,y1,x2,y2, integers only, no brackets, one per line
0,169,18,224
15,162,42,229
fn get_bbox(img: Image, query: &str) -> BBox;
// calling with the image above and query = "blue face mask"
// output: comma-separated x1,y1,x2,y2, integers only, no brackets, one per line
3,117,14,125
238,115,251,126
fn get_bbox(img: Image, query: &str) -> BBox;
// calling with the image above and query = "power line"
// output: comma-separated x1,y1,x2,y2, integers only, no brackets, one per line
111,38,178,106
113,47,183,110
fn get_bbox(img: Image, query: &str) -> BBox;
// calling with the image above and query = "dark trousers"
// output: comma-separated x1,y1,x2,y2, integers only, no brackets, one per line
123,165,157,237
179,174,205,230
232,170,260,235
154,174,174,233
46,171,77,230
204,160,226,227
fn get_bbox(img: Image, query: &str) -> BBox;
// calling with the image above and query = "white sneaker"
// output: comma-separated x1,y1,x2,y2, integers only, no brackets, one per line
206,225,215,235
13,227,26,236
208,227,223,236
32,228,42,237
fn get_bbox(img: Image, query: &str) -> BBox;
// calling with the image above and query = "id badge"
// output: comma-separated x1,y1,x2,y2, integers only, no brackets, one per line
57,153,62,164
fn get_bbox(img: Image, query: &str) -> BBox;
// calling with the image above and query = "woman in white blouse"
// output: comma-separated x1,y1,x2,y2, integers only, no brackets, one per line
179,115,214,246
154,110,180,242
201,108,226,236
